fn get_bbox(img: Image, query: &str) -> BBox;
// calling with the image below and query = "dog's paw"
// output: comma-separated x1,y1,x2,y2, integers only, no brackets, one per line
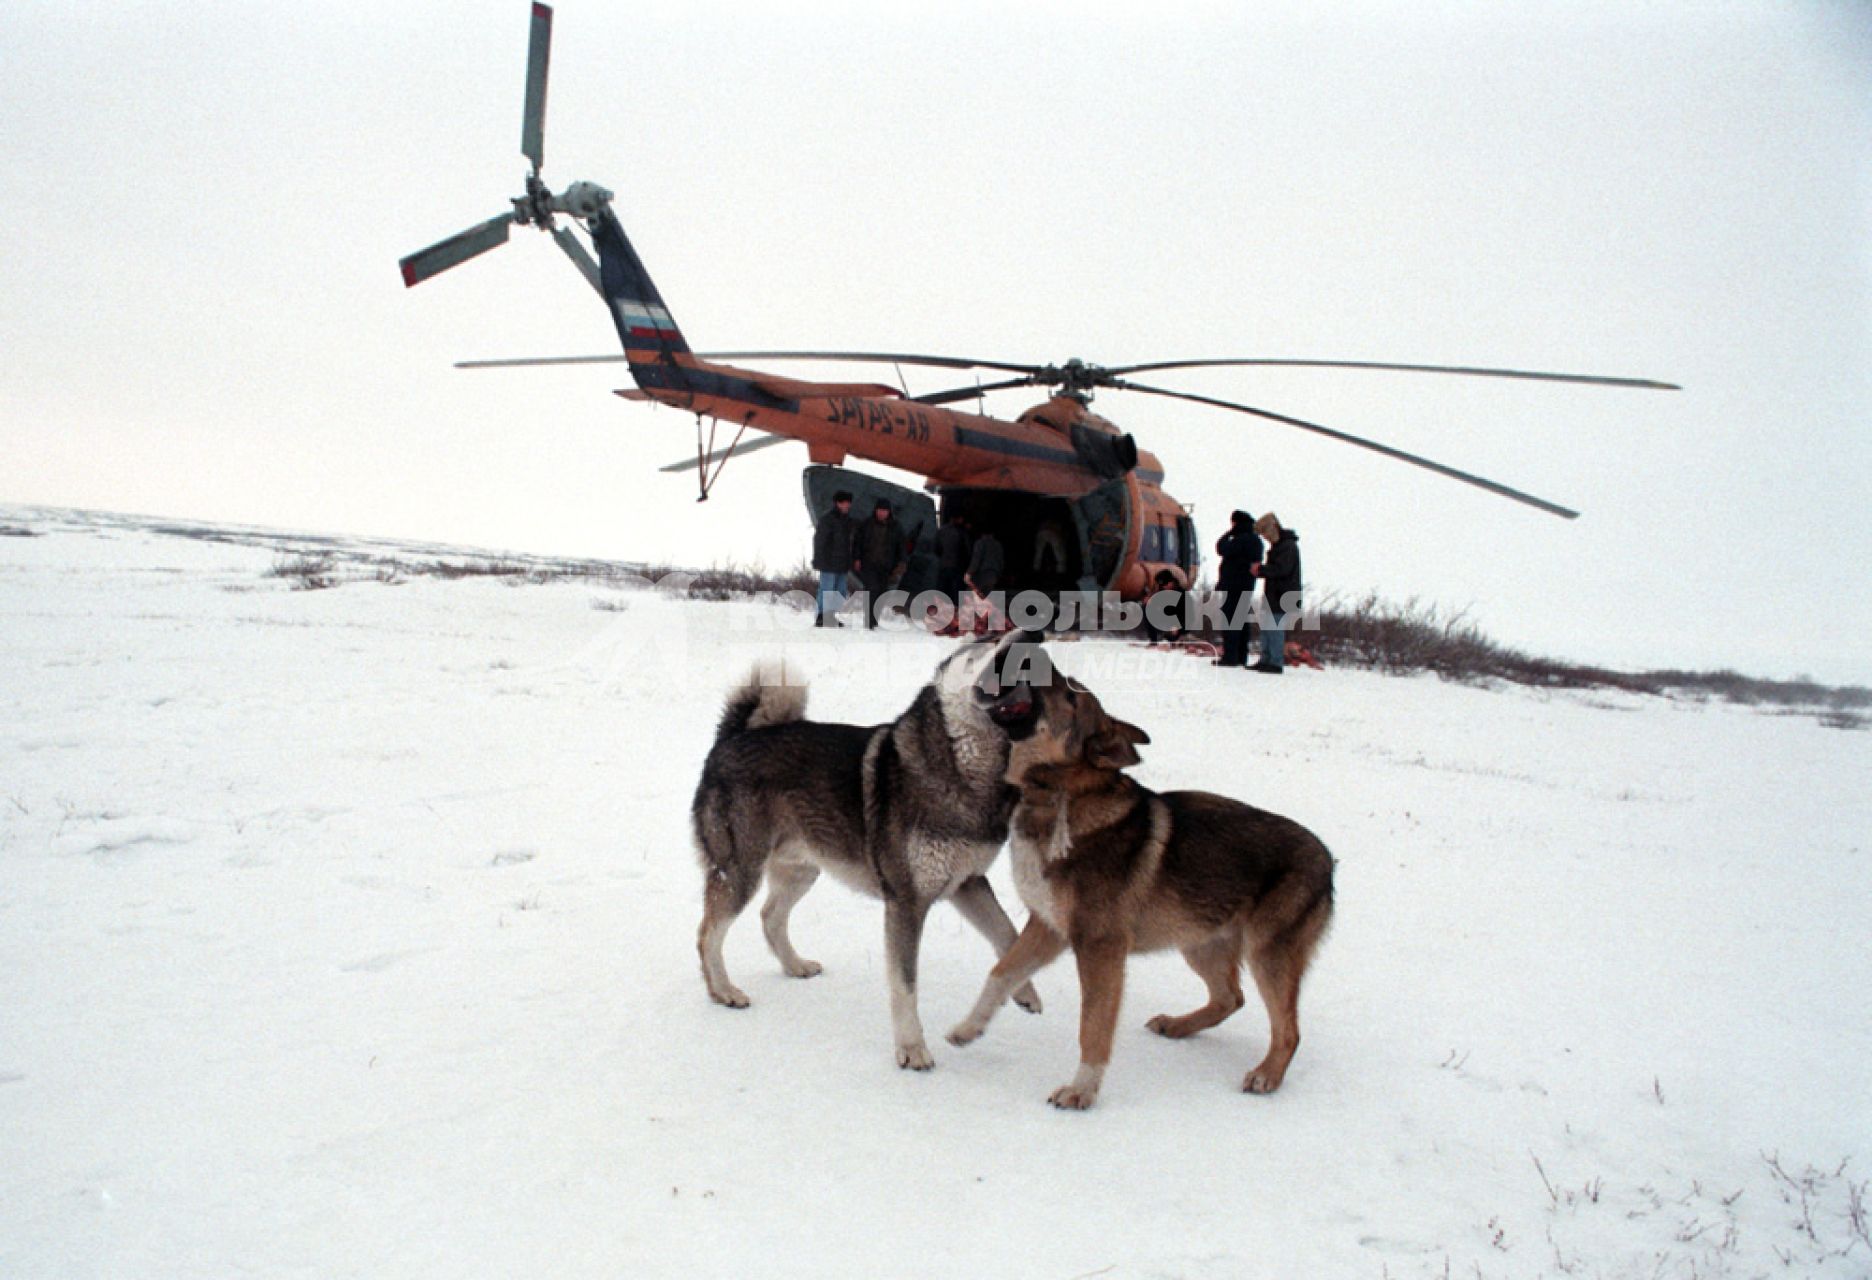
1047,1083,1099,1110
896,1042,935,1071
946,1022,983,1048
783,959,823,979
1013,983,1043,1015
1146,1013,1193,1039
1242,1066,1285,1094
708,985,751,1010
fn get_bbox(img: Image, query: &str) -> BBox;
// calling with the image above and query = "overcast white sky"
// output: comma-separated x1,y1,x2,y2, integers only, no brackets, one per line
4,1,1868,682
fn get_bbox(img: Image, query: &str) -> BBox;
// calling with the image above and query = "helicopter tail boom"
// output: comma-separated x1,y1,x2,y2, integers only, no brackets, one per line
592,208,690,360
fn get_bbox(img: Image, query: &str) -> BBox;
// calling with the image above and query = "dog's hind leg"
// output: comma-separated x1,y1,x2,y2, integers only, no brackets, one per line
1241,901,1329,1093
698,859,761,1009
1147,931,1247,1040
949,875,1045,1014
760,857,823,979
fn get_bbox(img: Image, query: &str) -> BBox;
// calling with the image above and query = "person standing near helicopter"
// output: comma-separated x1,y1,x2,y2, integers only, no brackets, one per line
934,510,972,622
855,497,907,630
1212,509,1263,666
963,526,1006,634
1250,512,1302,673
811,490,857,627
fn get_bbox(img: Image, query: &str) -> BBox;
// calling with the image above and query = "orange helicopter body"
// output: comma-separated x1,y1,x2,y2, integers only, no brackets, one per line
401,2,1674,608
614,337,1195,599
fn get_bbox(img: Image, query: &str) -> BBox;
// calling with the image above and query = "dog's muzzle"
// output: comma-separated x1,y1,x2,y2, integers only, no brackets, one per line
986,685,1038,732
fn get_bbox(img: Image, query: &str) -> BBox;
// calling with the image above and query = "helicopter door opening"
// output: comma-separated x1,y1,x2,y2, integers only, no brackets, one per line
939,484,1128,595
1074,479,1132,592
801,465,939,597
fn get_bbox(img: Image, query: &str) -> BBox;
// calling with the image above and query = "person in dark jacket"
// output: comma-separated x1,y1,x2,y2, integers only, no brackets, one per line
963,528,1005,633
854,498,907,629
1250,512,1301,674
1144,569,1186,643
934,511,972,621
1212,509,1263,666
811,491,856,627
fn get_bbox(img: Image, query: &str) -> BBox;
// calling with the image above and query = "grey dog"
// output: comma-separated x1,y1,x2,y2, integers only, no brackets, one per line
691,631,1047,1068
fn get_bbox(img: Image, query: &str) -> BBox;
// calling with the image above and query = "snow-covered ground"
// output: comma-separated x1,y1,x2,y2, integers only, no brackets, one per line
2,506,1867,1279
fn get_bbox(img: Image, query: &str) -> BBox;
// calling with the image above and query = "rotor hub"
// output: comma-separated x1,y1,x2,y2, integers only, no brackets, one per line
514,173,556,229
1047,357,1112,404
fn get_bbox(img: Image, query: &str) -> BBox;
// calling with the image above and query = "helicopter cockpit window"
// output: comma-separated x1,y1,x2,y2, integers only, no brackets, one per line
1160,522,1178,565
1140,524,1162,561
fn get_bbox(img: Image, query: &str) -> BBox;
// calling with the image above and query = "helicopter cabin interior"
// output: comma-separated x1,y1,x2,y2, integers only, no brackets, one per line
938,489,1095,594
802,464,1196,600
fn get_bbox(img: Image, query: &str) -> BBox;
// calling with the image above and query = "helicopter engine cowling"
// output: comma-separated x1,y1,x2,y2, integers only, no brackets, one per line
1069,424,1139,479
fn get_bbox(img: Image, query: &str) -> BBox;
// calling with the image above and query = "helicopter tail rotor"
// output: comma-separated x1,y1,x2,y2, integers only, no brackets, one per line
397,2,607,294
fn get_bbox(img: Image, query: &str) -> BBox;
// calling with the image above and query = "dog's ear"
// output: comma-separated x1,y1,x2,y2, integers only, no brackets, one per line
1086,725,1143,770
1069,689,1146,769
1070,685,1106,746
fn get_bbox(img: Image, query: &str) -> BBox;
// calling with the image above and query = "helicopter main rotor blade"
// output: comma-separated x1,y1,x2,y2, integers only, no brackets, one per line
399,213,515,287
1110,379,1581,520
657,431,792,473
454,351,1049,374
520,2,553,174
455,354,625,368
1106,357,1678,391
912,376,1044,406
695,351,1045,376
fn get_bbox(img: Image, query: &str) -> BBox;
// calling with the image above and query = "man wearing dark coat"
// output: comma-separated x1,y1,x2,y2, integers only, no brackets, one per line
1251,512,1302,673
811,491,856,627
963,528,1006,633
1213,509,1263,666
854,498,907,630
934,511,972,618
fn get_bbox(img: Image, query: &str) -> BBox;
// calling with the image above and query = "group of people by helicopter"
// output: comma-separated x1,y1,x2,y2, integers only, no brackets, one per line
810,493,1306,672
1148,508,1306,674
812,491,1010,634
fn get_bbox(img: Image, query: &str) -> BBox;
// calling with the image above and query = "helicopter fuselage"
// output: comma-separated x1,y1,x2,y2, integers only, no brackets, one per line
625,354,1194,597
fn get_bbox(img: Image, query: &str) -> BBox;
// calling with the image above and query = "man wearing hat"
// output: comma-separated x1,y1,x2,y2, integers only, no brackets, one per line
1212,508,1264,666
811,490,857,627
1250,512,1302,674
854,497,907,630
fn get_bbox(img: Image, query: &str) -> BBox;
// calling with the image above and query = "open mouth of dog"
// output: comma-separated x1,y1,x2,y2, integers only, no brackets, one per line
976,630,1048,735
986,687,1037,728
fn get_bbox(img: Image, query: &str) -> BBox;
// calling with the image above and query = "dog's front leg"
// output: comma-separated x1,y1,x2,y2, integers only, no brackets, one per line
1051,934,1128,1110
883,893,936,1070
949,875,1045,1014
948,914,1066,1047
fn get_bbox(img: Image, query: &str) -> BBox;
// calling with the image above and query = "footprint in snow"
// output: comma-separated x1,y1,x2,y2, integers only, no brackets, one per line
340,947,439,974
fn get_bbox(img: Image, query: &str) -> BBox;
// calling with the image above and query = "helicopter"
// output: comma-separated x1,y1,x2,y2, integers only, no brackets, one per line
400,3,1676,604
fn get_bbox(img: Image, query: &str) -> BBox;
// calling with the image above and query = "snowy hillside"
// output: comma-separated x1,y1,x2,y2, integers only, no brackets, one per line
2,506,1867,1279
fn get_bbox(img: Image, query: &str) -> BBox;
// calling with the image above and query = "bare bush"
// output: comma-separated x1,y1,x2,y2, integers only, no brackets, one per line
1303,590,1865,719
266,553,337,591
631,559,815,603
427,559,532,580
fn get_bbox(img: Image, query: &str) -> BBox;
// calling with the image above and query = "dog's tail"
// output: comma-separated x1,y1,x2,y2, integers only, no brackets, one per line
714,664,808,745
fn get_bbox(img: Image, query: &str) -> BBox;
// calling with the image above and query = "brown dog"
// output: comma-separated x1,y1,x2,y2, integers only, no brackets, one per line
947,678,1335,1108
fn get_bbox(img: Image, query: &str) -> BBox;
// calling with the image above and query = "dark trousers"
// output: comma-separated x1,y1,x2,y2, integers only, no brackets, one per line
1217,586,1254,665
858,570,891,629
937,568,965,615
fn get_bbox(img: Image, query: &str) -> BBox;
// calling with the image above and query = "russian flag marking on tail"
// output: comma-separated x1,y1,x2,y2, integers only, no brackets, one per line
614,301,682,341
